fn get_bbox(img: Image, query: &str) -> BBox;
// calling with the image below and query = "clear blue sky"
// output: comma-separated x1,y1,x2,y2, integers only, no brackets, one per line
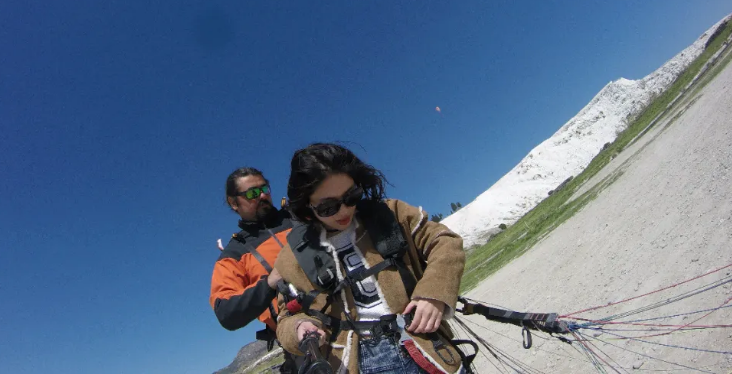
1,1,729,373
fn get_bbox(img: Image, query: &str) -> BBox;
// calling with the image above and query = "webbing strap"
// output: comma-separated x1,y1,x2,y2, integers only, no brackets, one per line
350,258,396,282
395,258,417,298
329,257,417,299
451,339,478,371
246,243,273,273
267,229,285,248
331,258,397,295
458,298,569,334
462,302,554,324
301,290,322,312
268,302,278,325
403,340,445,374
305,310,401,334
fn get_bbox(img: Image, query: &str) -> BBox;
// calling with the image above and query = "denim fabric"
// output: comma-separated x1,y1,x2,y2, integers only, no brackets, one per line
358,335,427,374
357,334,470,374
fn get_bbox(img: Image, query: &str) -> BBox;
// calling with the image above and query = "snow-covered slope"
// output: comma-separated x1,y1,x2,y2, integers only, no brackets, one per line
442,15,731,248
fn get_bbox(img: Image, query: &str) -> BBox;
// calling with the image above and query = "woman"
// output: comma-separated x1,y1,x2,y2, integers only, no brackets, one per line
274,143,466,374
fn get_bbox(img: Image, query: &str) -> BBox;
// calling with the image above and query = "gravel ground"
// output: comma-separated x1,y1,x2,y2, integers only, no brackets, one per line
458,54,732,374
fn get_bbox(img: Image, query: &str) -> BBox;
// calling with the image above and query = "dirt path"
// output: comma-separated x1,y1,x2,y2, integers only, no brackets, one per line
460,54,732,373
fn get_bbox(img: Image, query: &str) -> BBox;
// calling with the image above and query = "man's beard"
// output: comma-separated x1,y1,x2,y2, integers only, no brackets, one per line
255,200,278,226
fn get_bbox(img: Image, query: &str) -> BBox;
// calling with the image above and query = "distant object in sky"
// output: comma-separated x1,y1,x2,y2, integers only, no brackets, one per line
435,106,442,114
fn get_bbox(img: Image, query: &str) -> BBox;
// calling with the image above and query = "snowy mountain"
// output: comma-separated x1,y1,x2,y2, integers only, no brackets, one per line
441,14,732,248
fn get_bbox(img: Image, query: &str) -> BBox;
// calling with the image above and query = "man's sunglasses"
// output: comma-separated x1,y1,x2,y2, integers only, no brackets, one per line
236,185,271,200
310,186,364,217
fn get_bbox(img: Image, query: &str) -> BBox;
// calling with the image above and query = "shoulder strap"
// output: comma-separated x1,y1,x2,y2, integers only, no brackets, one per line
357,200,418,297
231,232,273,274
247,243,273,273
356,200,409,258
267,229,285,248
286,223,339,292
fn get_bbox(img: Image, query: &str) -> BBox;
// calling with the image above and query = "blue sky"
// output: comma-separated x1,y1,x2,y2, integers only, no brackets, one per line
1,1,730,373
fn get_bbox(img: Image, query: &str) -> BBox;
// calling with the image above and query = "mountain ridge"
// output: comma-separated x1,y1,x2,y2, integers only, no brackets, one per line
442,14,732,248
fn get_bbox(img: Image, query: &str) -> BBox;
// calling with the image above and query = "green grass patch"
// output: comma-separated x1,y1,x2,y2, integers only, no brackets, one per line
687,39,732,98
460,20,732,293
460,169,621,292
242,353,285,374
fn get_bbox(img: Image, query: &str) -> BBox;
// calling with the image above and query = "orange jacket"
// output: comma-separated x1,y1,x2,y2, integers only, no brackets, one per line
209,210,292,331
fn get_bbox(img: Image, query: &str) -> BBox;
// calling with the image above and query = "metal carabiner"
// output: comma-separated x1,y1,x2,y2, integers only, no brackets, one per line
522,325,533,349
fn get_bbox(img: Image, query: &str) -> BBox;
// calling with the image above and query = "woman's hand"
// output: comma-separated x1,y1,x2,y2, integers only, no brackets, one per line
296,320,326,345
403,299,446,334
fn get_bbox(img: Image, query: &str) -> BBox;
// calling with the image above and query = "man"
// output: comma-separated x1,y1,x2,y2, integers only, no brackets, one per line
209,167,297,373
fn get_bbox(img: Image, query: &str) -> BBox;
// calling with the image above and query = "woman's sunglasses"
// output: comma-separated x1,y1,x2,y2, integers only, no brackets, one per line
310,186,364,217
236,184,271,200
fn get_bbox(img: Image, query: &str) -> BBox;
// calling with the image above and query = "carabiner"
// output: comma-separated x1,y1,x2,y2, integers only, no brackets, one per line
522,325,532,349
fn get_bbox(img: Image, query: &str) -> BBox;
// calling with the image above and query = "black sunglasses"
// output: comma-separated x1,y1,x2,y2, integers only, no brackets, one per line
236,184,271,200
310,186,364,217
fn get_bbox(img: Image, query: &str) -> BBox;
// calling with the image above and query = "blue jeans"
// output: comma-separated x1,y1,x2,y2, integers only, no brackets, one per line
358,335,427,374
358,334,468,374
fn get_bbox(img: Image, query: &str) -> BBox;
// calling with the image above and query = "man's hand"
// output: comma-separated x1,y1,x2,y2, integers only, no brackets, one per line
403,299,446,334
296,320,326,345
267,268,283,289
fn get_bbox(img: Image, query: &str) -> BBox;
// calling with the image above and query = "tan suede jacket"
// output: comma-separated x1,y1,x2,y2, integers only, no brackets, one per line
274,199,466,373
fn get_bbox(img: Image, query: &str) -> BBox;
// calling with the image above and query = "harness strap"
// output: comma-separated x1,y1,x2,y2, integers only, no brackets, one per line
450,339,478,373
330,258,397,295
394,257,417,298
233,228,286,275
268,302,278,324
304,310,403,335
458,297,569,334
300,290,322,312
403,340,445,374
242,243,272,273
328,257,417,300
255,327,277,351
349,258,397,283
267,229,285,248
460,298,551,322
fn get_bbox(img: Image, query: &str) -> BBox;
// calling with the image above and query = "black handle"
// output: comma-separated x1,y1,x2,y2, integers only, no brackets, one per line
297,331,333,374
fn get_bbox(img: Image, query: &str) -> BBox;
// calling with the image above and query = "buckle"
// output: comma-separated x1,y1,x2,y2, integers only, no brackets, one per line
433,339,457,365
396,315,411,346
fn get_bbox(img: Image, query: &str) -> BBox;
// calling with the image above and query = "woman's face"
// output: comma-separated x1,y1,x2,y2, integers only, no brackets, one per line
309,173,360,231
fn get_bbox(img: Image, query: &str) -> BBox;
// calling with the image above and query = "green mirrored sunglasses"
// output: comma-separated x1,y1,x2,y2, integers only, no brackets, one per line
236,184,271,200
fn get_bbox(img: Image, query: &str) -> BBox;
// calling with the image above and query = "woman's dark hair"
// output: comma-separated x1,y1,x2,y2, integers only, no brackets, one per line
225,167,269,208
287,143,388,222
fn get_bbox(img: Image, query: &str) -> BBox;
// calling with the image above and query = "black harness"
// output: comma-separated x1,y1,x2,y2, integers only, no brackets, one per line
288,200,416,297
282,201,577,374
284,200,419,339
283,201,468,372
